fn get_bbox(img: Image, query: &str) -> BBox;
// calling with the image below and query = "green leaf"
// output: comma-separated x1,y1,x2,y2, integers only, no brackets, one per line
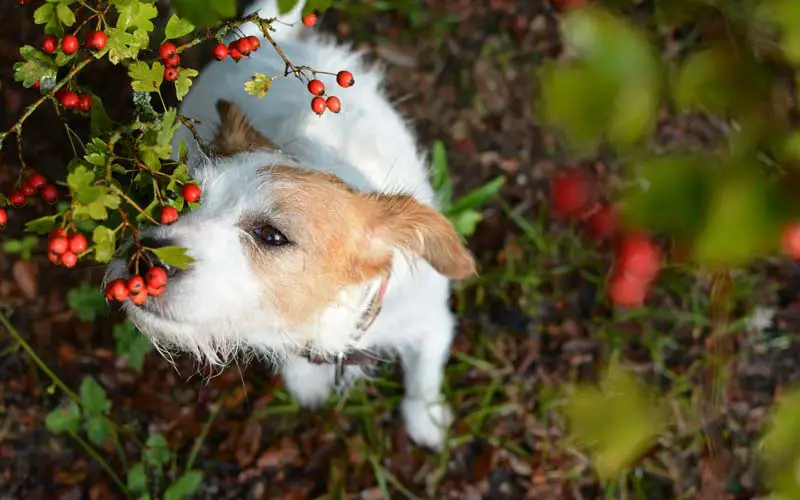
693,167,787,266
79,376,111,415
90,96,114,136
446,177,505,215
13,46,58,89
304,0,333,15
86,415,113,445
129,61,165,93
33,4,63,36
45,402,81,435
104,27,144,64
175,67,199,102
73,191,121,221
116,1,158,33
140,109,180,161
243,73,273,99
127,462,149,494
448,210,483,238
430,140,453,209
760,387,800,499
565,357,667,480
67,282,108,321
674,47,737,114
56,2,76,26
2,240,24,254
163,471,204,500
757,0,800,65
621,154,713,239
164,14,196,39
93,225,117,263
278,0,300,14
150,246,196,270
171,0,236,27
113,321,152,372
144,433,171,468
24,214,59,235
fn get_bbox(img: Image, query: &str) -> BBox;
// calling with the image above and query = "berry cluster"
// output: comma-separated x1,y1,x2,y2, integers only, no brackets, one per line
7,171,58,209
157,42,185,81
105,266,168,306
42,30,107,56
211,35,262,63
551,167,661,308
54,87,93,111
308,71,353,116
159,183,201,225
47,228,87,269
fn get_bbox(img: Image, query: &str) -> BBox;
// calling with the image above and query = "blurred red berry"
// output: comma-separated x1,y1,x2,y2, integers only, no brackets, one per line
182,183,201,203
127,275,145,294
326,95,341,113
9,190,26,207
302,13,317,27
551,168,595,220
21,183,36,197
160,206,179,224
105,279,129,302
230,46,243,61
77,94,93,112
60,251,78,268
41,184,58,202
42,35,58,54
164,54,180,68
86,31,107,51
336,70,354,88
61,35,79,55
246,36,260,51
0,209,7,226
159,42,177,60
213,43,229,61
307,79,325,96
311,96,326,115
781,222,800,260
68,233,87,254
585,204,619,240
28,173,46,190
164,67,179,82
615,232,661,283
608,272,649,308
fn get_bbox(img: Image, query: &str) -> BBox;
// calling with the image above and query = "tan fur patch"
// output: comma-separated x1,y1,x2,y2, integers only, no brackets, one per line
212,99,277,155
244,166,476,328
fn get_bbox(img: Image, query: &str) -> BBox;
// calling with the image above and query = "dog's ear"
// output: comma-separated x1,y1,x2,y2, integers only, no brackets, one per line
212,99,276,156
361,194,477,280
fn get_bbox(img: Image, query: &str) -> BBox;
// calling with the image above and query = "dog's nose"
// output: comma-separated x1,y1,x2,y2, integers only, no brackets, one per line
131,236,182,278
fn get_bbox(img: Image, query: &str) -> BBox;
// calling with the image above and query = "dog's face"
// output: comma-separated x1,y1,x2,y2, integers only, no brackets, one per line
105,101,476,363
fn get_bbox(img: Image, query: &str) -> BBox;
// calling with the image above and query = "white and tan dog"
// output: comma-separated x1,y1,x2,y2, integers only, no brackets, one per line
105,0,476,448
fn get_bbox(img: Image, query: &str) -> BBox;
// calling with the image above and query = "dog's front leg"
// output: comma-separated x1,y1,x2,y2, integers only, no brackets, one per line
281,355,336,408
398,311,456,450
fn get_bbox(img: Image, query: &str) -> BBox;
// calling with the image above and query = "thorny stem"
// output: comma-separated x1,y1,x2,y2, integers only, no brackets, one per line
0,57,94,147
110,185,159,225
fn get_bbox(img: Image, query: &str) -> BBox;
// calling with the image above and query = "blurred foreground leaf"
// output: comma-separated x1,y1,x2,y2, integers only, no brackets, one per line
565,357,667,480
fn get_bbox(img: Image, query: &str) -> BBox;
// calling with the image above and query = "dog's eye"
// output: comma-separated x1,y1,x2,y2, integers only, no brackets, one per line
254,225,290,246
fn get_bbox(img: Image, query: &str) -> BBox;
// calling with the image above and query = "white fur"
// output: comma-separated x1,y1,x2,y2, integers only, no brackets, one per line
105,0,457,448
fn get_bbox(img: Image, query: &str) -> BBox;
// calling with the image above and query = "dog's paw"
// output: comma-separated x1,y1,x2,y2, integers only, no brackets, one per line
401,397,453,450
282,363,334,409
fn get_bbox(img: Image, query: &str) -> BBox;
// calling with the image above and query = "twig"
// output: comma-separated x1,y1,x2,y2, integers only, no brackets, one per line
69,430,129,494
110,185,159,225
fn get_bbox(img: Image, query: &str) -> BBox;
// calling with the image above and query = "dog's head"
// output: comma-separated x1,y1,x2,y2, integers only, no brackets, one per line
105,100,476,364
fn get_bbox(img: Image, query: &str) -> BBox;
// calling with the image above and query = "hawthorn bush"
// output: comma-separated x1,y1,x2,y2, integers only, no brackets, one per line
542,0,800,496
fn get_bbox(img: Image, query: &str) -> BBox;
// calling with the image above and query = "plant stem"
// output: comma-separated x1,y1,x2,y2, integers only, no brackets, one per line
69,430,129,494
110,185,159,225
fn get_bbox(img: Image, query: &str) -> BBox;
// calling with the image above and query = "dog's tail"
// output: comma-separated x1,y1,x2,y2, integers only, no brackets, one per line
238,0,307,40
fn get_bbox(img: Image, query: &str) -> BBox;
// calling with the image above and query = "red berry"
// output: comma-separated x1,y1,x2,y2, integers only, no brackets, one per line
21,183,36,197
68,233,87,254
105,279,129,302
782,222,800,259
16,0,31,5
49,236,68,255
307,79,325,96
615,232,661,283
147,285,165,297
145,266,168,289
130,289,148,305
42,35,58,54
61,91,80,109
54,88,69,101
28,173,47,190
182,183,201,203
246,36,260,51
311,96,326,115
213,43,229,61
0,209,7,226
127,275,145,294
160,206,179,225
585,204,619,241
77,94,93,112
159,42,177,60
9,190,26,207
302,13,317,27
60,251,78,268
336,70,354,88
86,31,107,51
164,54,180,68
235,37,252,56
61,35,79,55
49,228,67,240
33,80,40,90
552,0,589,13
48,251,60,265
551,168,595,220
229,46,243,61
164,67,179,82
41,184,58,203
326,96,341,113
608,272,649,308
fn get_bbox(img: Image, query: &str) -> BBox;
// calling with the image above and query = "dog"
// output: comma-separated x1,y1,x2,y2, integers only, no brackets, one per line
104,0,476,449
